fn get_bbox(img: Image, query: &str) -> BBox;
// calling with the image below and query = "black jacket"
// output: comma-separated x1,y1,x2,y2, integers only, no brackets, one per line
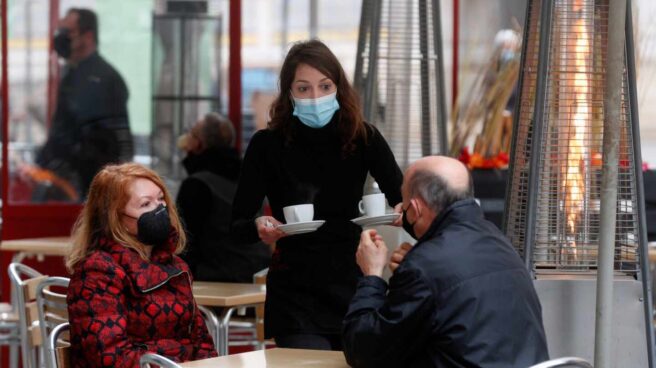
342,199,549,368
37,52,133,199
177,147,270,282
231,117,403,338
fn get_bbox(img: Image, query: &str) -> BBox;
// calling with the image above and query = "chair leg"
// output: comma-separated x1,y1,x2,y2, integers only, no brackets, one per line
10,344,19,368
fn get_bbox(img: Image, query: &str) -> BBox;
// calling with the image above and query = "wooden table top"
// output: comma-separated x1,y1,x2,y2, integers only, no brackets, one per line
0,237,71,256
179,348,349,368
192,281,266,307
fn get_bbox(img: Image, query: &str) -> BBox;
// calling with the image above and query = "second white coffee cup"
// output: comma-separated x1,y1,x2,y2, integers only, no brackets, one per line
283,204,314,223
358,193,386,217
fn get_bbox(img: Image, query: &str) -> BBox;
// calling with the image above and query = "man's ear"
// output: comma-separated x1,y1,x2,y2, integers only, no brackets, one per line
410,198,422,218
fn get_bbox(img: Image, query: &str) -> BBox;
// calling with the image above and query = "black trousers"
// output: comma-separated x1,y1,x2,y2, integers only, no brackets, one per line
274,333,343,351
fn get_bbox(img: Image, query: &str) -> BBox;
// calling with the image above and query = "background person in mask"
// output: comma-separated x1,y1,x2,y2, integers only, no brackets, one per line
342,156,548,368
65,163,217,367
177,112,270,282
26,7,133,201
231,39,404,350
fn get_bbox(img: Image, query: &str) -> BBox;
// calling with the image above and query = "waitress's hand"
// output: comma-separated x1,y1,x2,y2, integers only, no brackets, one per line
391,202,403,226
255,216,287,245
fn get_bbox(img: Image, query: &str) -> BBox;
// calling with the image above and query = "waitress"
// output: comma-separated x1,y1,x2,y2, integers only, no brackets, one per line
231,40,403,350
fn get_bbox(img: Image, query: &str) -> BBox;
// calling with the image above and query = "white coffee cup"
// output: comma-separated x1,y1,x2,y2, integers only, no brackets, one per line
283,204,314,223
359,193,386,217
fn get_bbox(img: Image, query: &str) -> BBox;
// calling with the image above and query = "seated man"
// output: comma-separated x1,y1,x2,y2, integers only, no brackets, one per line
342,156,549,368
177,113,270,282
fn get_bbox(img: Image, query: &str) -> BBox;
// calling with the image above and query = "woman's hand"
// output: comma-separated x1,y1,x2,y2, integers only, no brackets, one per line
255,216,287,245
391,202,403,226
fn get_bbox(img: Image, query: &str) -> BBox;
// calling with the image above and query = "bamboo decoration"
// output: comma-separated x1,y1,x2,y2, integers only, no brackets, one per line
450,29,521,168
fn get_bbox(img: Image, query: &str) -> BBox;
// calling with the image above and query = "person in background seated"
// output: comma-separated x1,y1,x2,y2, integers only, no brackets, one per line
177,112,270,282
66,163,217,367
342,156,549,368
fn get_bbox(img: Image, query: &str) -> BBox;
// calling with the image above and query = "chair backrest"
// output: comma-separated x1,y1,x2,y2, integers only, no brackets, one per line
252,267,268,343
139,353,182,368
8,262,47,368
48,322,70,368
529,357,594,368
37,277,70,368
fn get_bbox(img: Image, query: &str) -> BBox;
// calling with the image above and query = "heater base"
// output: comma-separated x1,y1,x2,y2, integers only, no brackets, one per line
534,277,650,367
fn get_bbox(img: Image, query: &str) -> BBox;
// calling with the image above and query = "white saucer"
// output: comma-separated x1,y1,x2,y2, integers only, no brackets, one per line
351,213,400,227
277,220,326,235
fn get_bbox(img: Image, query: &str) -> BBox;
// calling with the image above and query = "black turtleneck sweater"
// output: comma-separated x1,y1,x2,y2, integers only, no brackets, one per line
231,117,403,338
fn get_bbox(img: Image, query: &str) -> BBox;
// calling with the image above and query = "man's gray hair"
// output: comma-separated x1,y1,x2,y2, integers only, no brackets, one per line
202,112,235,149
407,169,475,213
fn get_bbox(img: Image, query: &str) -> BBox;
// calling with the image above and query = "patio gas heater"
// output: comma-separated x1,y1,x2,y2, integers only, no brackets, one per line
504,0,654,366
353,0,448,168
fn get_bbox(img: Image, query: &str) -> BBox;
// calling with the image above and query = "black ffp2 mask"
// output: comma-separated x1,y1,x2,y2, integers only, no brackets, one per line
53,28,72,59
402,205,418,240
136,204,171,246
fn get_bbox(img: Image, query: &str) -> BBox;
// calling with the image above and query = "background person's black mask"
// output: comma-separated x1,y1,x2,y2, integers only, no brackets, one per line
53,28,72,59
136,204,171,246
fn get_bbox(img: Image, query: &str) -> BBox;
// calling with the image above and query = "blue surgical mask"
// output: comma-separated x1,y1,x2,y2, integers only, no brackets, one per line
292,92,340,128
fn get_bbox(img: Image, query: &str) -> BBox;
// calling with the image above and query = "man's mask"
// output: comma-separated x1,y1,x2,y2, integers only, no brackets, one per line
402,204,418,240
53,28,72,59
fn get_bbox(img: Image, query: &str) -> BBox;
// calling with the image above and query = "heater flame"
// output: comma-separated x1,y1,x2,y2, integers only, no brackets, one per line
563,0,591,257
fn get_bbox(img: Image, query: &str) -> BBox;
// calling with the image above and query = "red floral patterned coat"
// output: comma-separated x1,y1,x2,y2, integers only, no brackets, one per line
67,235,217,367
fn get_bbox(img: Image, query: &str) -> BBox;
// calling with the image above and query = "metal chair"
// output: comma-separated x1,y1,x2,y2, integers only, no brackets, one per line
198,304,220,349
529,357,594,368
139,353,182,368
0,300,20,368
8,262,48,368
47,323,69,368
36,277,70,368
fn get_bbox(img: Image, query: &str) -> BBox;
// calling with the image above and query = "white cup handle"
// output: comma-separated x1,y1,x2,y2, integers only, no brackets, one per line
358,200,365,215
293,207,300,223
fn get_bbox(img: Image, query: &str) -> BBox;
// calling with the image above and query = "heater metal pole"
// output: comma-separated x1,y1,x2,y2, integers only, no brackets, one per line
625,0,656,365
594,0,626,367
523,0,554,272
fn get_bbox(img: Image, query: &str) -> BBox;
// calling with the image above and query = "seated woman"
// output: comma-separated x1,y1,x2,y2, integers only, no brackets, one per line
65,163,217,367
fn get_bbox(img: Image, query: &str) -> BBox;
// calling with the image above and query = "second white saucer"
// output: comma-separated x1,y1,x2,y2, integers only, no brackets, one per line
277,220,326,235
351,213,400,227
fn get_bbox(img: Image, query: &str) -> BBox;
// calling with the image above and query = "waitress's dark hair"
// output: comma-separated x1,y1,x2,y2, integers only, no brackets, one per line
268,39,368,155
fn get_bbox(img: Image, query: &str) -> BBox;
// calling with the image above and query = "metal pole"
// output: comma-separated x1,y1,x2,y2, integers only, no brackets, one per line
309,0,318,39
419,0,431,157
451,0,458,109
624,0,655,366
362,0,382,123
432,0,448,154
594,1,626,367
281,0,289,57
353,0,370,94
174,17,186,179
503,0,532,235
523,0,554,272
